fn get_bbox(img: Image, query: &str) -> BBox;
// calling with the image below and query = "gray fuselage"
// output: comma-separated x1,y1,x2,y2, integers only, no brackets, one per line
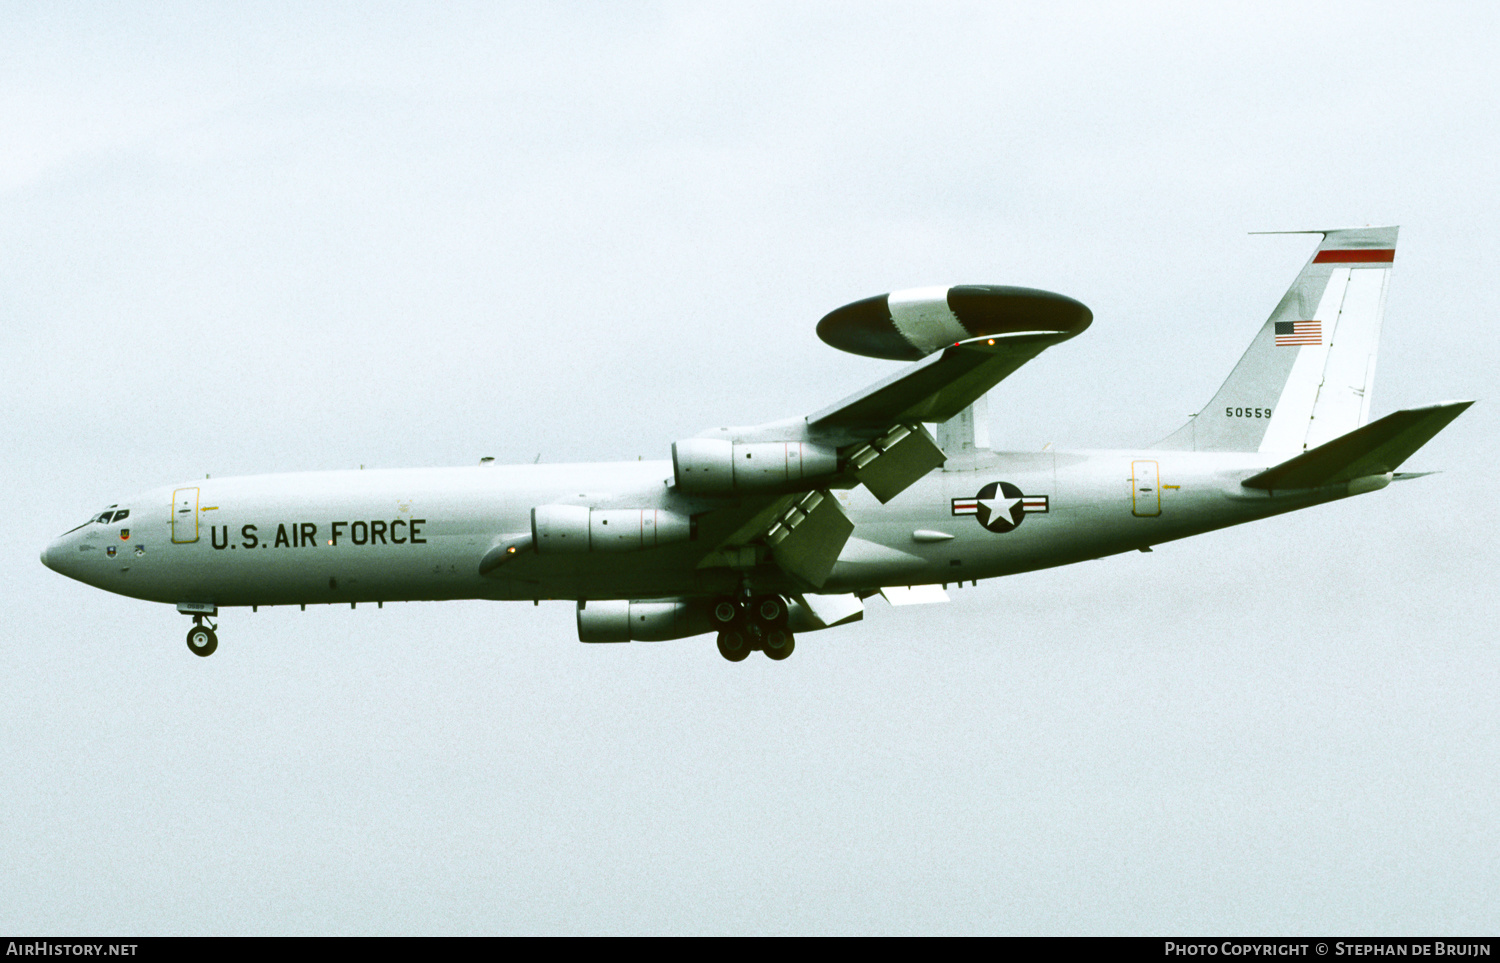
41,449,1351,610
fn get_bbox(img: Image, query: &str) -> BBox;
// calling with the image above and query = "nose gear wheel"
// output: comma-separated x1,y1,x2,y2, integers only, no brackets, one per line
185,615,218,657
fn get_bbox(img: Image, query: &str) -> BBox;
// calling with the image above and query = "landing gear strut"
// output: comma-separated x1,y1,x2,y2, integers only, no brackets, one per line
185,616,218,658
712,592,795,662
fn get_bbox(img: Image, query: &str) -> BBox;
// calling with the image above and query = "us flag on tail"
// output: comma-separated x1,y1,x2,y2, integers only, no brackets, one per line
1275,320,1321,346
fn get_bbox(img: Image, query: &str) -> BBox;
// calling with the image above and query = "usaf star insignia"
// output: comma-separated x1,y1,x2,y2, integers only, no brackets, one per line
951,481,1050,533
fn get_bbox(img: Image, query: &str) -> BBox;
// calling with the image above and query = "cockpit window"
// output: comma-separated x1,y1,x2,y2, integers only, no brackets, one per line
63,506,124,535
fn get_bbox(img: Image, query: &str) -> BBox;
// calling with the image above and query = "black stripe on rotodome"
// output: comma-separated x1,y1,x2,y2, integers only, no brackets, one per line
945,286,1093,337
816,293,928,361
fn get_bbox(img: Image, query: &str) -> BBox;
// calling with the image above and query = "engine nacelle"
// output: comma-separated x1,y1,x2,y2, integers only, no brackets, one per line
576,599,714,642
672,438,839,494
531,506,692,554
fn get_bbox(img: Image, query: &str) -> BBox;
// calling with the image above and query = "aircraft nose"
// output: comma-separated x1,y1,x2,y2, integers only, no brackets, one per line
41,536,74,576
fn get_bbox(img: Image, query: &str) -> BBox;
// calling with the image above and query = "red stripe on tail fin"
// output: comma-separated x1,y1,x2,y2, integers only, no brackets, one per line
1313,249,1395,264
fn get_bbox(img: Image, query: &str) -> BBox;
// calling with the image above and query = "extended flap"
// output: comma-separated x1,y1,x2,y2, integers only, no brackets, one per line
789,593,866,632
879,585,951,606
848,423,947,503
766,490,855,588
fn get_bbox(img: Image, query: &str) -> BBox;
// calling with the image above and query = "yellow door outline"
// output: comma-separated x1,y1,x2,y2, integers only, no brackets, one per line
1131,460,1161,517
172,487,200,543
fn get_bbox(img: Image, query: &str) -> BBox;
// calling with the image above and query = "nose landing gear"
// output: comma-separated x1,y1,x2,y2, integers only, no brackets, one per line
712,593,796,662
185,615,218,657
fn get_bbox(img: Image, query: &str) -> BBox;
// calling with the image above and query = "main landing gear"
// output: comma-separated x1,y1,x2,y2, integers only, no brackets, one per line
185,616,218,658
712,594,796,662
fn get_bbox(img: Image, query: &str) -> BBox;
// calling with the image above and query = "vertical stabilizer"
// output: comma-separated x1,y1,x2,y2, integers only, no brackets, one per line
1155,227,1397,453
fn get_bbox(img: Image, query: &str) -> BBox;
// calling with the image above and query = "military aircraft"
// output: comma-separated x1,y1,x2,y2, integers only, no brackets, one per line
42,227,1469,662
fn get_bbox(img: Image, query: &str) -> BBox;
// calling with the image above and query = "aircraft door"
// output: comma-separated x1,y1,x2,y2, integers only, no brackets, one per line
1131,460,1161,517
172,487,200,543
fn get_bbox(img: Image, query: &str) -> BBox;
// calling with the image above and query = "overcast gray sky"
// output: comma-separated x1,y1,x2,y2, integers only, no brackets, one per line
3,2,1496,935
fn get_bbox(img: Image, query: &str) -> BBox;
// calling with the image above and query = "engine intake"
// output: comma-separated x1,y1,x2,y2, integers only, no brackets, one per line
672,439,838,494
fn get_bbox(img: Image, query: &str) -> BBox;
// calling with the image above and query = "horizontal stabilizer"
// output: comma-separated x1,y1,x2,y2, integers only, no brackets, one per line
1241,401,1472,490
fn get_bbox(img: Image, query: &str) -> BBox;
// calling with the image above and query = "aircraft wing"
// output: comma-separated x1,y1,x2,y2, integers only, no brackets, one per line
806,332,1072,442
806,283,1092,444
682,332,1084,588
681,284,1094,586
